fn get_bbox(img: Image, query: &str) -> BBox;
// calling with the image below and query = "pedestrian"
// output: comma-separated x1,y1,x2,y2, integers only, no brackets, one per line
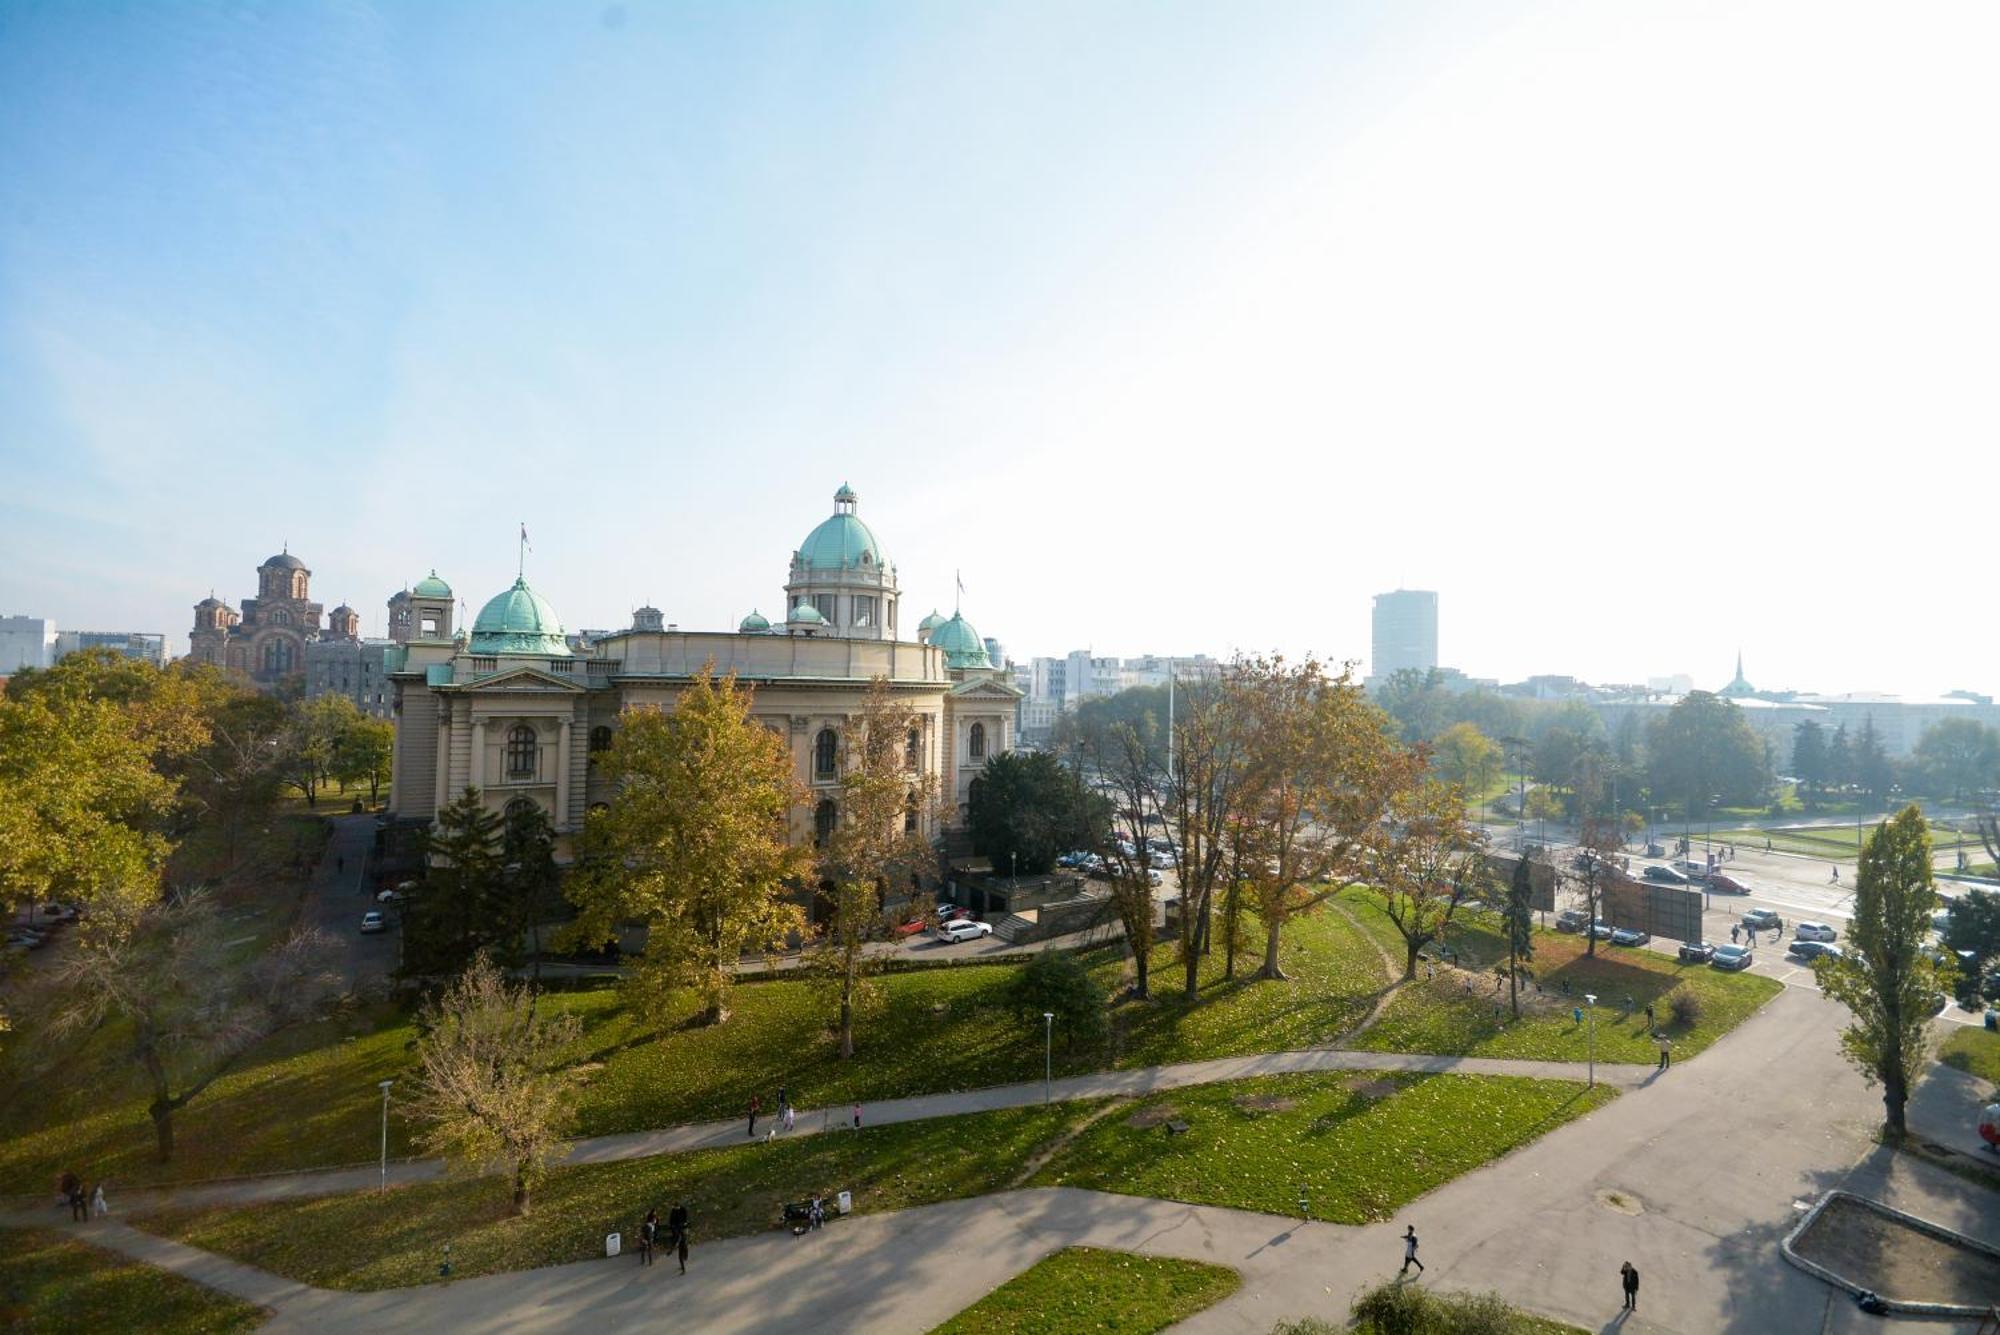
69,1180,86,1222
1644,1002,1654,1027
91,1183,108,1218
1399,1225,1424,1275
57,1170,78,1218
852,1102,862,1130
1830,865,1839,883
1656,1033,1671,1071
778,1084,787,1110
1620,1260,1639,1310
1730,924,1740,945
668,1201,689,1274
747,1094,760,1139
639,1207,657,1266
809,1194,825,1230
782,1101,795,1133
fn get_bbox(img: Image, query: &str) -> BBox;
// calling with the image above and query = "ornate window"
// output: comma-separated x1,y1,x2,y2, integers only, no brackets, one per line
852,595,875,628
905,726,921,771
270,608,291,626
814,799,838,846
589,725,613,754
969,722,986,760
261,639,295,675
814,728,838,779
506,724,538,779
504,796,541,832
814,593,839,623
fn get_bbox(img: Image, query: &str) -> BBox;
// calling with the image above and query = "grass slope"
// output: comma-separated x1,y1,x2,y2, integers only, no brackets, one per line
930,1247,1239,1335
0,1227,265,1334
1939,1026,2000,1086
1031,1071,1614,1223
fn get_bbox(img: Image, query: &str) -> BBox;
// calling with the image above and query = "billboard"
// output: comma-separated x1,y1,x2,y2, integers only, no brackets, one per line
1483,853,1555,912
1602,873,1702,942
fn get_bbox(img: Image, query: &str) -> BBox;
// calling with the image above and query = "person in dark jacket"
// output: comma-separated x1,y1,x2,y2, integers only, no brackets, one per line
668,1202,690,1274
639,1207,658,1265
1620,1261,1639,1310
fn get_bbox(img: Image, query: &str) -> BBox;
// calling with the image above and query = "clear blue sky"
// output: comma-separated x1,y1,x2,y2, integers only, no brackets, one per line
3,1,1995,695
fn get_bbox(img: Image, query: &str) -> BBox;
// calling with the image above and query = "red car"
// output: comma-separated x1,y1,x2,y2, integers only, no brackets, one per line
1708,873,1750,895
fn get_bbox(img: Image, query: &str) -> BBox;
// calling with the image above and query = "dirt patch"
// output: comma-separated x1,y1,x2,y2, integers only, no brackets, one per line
1126,1104,1182,1130
1597,1188,1644,1216
1345,1077,1401,1101
1793,1195,2000,1307
1232,1094,1297,1114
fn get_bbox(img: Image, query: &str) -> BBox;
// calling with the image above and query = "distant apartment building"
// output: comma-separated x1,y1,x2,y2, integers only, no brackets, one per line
55,630,167,666
1370,590,1438,681
305,637,396,719
0,616,58,673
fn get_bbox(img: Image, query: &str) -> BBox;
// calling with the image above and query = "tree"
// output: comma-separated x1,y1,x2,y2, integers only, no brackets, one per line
1374,668,1451,744
334,713,395,805
1817,807,1954,1137
1911,718,1997,802
1235,657,1423,982
566,670,810,1025
1941,888,2000,1007
1827,723,1854,792
1503,854,1536,1018
1372,779,1485,979
1069,700,1166,1000
403,788,509,978
967,750,1108,877
29,892,343,1160
1644,691,1769,818
406,953,581,1216
1010,951,1108,1050
1852,718,1894,809
277,694,361,807
176,686,288,866
501,800,561,990
817,679,942,1058
1433,722,1500,798
1791,720,1828,809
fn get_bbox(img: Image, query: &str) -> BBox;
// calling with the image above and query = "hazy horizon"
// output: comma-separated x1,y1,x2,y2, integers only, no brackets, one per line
4,2,1995,697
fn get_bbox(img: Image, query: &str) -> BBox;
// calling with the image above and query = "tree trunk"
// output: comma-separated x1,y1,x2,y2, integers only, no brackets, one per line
1508,953,1519,1018
1882,1071,1907,1138
148,1099,175,1162
1222,883,1240,981
1183,942,1200,1001
1403,937,1422,981
838,973,855,1059
512,1163,531,1216
1132,943,1149,999
1259,918,1287,981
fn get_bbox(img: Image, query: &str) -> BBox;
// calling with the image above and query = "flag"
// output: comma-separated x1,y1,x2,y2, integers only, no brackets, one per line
520,523,532,552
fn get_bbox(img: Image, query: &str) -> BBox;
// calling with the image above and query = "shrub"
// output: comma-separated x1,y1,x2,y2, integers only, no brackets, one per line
1011,951,1108,1048
1348,1279,1535,1334
1667,987,1703,1028
1271,1320,1342,1335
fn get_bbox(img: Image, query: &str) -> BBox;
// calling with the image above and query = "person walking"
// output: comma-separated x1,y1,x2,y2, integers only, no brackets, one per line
1730,924,1740,945
1656,1032,1672,1071
747,1095,760,1139
1620,1260,1639,1310
91,1183,108,1219
638,1208,657,1266
57,1170,78,1219
782,1101,795,1133
1399,1225,1424,1276
668,1202,689,1274
852,1102,862,1130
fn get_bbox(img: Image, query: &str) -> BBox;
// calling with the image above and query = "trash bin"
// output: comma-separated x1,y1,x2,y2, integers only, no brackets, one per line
836,1190,853,1215
605,1231,622,1258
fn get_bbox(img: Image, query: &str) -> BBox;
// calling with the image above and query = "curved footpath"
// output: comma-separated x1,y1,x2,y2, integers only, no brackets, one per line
12,987,1999,1333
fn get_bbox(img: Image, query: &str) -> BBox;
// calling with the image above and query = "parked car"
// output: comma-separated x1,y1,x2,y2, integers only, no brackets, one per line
6,930,47,950
1610,926,1652,947
1793,921,1838,943
1677,941,1717,964
1643,865,1687,884
1555,908,1590,933
359,910,386,934
1148,851,1174,870
1672,859,1713,882
1707,873,1750,895
36,903,78,922
1710,944,1753,971
937,918,993,944
375,887,405,903
1587,920,1615,940
1789,939,1842,963
1741,909,1784,933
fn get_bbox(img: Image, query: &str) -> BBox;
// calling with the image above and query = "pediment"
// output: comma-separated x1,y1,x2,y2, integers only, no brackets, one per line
949,677,1024,701
451,665,588,693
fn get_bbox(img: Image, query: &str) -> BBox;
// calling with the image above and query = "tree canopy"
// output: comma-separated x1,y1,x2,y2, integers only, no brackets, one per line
967,750,1109,877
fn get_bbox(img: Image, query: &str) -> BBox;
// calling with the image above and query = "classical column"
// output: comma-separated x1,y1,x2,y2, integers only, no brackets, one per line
434,704,452,812
469,719,486,792
555,718,573,829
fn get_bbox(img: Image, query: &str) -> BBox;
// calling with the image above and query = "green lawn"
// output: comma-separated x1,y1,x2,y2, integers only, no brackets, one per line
1712,821,1982,860
0,908,1393,1193
1337,891,1781,1065
1939,1026,2000,1086
930,1247,1240,1335
0,1227,265,1334
138,1100,1088,1290
1031,1071,1614,1223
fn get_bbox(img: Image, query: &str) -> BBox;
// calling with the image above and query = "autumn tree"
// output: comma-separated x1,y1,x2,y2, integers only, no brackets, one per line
816,679,941,1058
1162,668,1263,995
566,669,810,1025
1373,779,1486,979
334,712,395,805
1069,701,1165,1000
406,953,581,1215
1234,656,1423,982
28,892,344,1160
1818,807,1954,1137
278,694,362,807
1503,854,1536,1017
1433,722,1501,801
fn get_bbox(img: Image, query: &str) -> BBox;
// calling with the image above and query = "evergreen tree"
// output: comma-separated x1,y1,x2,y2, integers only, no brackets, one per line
1854,718,1894,808
405,788,508,977
1504,854,1536,1018
1790,719,1827,808
1827,723,1853,790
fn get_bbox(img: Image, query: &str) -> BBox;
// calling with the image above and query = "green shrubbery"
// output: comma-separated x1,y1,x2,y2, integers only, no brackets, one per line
1348,1279,1580,1334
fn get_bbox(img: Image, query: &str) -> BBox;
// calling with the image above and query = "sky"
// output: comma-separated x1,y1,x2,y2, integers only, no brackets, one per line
2,1,1995,696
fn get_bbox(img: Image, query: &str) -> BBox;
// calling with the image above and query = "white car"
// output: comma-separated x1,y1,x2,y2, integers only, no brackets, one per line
1793,921,1839,943
376,887,406,903
359,910,386,934
937,918,992,943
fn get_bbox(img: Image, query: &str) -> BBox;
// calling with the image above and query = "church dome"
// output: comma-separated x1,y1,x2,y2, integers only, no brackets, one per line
739,609,771,632
917,609,946,635
413,570,453,599
469,576,571,656
787,600,827,625
929,612,991,670
331,603,357,618
262,551,306,571
796,484,884,571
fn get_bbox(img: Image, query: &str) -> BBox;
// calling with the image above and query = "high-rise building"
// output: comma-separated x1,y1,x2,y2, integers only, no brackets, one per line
1371,590,1438,680
0,615,58,673
54,630,167,666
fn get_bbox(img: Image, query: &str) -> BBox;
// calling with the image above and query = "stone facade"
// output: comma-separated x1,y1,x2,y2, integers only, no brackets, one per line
189,551,324,685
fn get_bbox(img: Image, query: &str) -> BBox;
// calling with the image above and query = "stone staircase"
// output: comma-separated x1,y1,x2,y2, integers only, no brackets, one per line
992,909,1039,943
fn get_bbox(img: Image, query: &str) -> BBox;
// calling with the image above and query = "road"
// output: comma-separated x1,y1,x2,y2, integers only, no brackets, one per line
307,814,398,995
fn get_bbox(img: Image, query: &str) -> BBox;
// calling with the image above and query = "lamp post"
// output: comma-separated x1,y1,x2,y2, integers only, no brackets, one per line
1043,1012,1054,1103
377,1078,394,1192
1583,994,1598,1089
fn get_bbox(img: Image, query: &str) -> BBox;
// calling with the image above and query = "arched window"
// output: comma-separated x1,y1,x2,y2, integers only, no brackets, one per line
589,725,613,754
814,728,838,779
270,608,291,627
905,727,921,771
506,724,538,779
814,799,838,846
969,722,986,760
505,796,541,832
262,639,295,675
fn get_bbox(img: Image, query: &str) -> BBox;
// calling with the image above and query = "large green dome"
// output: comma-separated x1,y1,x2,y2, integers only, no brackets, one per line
796,483,885,571
929,612,991,670
470,576,570,656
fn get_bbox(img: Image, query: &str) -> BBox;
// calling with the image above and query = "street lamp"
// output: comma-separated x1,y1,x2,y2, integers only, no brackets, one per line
377,1078,395,1192
1582,994,1598,1089
1043,1012,1054,1103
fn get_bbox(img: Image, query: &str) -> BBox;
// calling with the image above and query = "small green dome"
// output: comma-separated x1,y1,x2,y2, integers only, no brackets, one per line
470,576,570,656
787,600,826,625
917,608,946,634
739,609,771,632
412,570,453,599
929,612,991,669
796,484,884,571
